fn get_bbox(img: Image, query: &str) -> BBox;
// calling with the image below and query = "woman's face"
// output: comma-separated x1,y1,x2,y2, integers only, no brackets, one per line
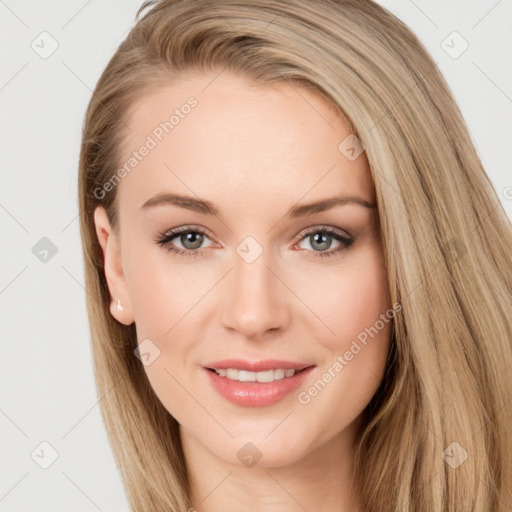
95,70,393,468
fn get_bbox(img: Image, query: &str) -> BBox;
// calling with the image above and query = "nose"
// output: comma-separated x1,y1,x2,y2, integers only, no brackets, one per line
220,245,291,339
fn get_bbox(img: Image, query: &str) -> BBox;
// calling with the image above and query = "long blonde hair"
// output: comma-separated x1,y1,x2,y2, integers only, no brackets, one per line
78,1,512,510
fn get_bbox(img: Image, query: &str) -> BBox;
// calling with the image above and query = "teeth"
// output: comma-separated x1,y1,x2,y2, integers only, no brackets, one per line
256,370,274,383
239,370,256,382
273,369,285,380
226,368,239,380
213,368,298,382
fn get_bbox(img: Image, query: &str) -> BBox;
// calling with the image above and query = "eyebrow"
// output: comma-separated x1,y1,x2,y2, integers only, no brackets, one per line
140,192,376,217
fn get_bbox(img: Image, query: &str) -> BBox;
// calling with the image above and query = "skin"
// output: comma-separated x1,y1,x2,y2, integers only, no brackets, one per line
94,70,393,512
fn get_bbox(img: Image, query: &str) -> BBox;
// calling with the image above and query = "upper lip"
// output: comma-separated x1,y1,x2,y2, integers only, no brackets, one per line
205,359,315,372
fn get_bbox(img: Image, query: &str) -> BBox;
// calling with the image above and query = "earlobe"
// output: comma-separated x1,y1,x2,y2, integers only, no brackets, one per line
93,206,135,326
108,297,134,326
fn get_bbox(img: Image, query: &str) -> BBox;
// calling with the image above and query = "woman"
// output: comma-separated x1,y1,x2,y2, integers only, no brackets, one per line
78,1,512,510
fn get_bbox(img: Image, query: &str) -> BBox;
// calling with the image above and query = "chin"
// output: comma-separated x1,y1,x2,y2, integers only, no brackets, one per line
215,433,313,470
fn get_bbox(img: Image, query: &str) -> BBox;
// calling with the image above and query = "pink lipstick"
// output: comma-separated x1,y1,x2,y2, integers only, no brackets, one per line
203,359,315,407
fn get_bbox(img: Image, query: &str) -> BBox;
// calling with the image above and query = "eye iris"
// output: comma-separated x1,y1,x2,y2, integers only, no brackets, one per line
311,232,332,251
181,232,203,250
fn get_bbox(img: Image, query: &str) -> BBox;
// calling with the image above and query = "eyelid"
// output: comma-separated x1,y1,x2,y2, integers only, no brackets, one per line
295,224,353,240
156,224,352,245
154,224,217,250
158,224,213,240
155,223,355,258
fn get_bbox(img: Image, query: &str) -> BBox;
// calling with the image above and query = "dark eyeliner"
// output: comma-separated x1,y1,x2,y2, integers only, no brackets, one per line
154,225,354,259
295,227,354,259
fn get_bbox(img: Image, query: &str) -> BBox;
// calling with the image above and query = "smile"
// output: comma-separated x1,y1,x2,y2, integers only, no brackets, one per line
203,359,316,407
211,368,300,382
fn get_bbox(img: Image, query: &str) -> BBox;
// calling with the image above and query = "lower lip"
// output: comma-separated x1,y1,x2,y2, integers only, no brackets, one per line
204,367,315,407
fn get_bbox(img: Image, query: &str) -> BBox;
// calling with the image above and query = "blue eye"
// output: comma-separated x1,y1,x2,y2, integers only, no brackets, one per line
294,228,354,258
155,226,212,258
155,225,354,259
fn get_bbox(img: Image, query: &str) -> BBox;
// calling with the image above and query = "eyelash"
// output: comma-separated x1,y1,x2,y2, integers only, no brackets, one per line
154,225,355,260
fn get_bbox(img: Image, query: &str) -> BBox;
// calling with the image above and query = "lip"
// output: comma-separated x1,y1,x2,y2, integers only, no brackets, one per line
203,359,316,407
204,359,314,372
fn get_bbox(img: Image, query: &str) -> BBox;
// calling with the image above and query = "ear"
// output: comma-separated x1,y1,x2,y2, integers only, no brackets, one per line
93,206,135,326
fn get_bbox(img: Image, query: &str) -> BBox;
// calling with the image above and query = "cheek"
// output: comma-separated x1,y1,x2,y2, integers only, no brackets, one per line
296,259,392,443
304,247,392,405
124,243,209,337
123,247,209,407
305,248,391,343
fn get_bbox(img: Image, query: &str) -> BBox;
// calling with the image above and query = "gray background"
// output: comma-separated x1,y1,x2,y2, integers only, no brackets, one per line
1,0,511,510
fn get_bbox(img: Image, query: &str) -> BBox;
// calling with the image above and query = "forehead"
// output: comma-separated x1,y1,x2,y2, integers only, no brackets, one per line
115,70,375,218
